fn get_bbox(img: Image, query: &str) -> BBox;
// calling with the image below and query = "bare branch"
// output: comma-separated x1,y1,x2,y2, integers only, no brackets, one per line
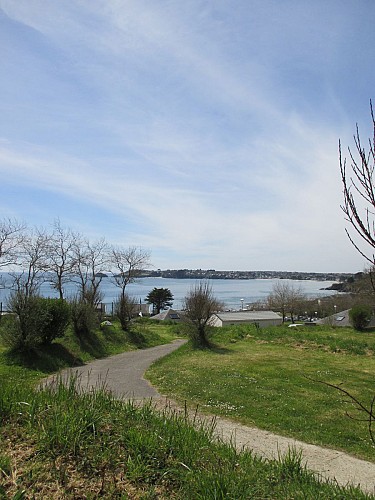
110,246,151,300
45,219,79,299
340,101,375,272
0,218,27,269
306,376,375,446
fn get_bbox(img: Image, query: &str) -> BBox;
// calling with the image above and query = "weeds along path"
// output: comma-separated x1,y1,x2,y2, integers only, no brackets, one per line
153,398,375,495
44,339,375,495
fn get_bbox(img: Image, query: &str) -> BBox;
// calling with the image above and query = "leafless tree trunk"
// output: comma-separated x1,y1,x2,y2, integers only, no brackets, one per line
114,293,138,331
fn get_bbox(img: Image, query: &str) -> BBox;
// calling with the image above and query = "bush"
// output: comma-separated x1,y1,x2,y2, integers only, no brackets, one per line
349,305,373,331
114,294,137,331
38,298,71,345
1,295,71,351
69,297,98,338
183,281,223,348
2,293,49,351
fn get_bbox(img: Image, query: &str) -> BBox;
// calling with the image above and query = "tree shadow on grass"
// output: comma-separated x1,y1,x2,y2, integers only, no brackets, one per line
101,325,127,345
126,328,147,347
77,330,107,358
4,344,84,374
209,345,233,355
189,341,232,354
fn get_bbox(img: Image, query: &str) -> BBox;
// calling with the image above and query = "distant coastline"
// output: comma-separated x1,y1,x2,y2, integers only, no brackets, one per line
140,269,352,282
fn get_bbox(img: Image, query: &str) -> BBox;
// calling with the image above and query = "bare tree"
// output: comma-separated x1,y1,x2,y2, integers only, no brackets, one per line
267,281,305,322
311,107,375,445
110,246,151,301
72,237,109,307
10,227,49,298
0,218,26,271
340,101,375,271
46,219,78,299
183,281,223,347
114,293,138,331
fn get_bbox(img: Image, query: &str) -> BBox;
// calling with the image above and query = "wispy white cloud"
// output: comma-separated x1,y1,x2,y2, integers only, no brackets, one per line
0,1,374,272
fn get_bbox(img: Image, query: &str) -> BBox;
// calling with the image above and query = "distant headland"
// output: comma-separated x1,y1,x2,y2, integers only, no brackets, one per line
141,269,354,281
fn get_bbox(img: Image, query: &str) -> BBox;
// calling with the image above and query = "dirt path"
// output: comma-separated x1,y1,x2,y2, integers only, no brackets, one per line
45,339,375,495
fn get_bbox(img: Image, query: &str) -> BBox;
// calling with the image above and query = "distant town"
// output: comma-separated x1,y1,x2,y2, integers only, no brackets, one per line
142,269,354,282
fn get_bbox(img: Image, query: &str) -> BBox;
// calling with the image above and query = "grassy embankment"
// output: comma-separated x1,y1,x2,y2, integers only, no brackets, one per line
0,319,373,498
147,323,375,462
0,317,177,385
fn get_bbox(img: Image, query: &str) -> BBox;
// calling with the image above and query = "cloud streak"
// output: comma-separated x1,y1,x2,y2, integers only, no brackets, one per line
0,1,374,272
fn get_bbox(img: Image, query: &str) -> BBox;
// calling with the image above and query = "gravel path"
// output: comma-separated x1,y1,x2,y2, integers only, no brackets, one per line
45,339,375,495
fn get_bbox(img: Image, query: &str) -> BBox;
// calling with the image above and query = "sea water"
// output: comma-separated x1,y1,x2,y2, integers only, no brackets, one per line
5,276,339,310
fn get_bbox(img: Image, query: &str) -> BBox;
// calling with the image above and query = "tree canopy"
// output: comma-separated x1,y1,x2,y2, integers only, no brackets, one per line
146,287,174,315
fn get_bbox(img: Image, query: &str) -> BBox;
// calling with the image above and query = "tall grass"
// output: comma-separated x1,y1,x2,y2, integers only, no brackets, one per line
0,376,370,498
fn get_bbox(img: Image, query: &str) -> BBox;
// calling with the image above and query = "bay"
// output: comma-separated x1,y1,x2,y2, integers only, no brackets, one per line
122,277,338,310
0,276,337,311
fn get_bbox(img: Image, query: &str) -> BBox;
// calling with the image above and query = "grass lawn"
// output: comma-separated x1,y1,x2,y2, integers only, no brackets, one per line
0,317,179,386
0,369,371,498
0,319,374,497
147,323,375,461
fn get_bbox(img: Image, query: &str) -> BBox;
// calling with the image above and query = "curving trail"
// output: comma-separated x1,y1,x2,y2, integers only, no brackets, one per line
44,339,187,400
44,339,375,495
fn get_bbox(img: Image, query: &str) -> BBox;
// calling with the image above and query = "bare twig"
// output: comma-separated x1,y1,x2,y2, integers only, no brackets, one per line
306,376,375,445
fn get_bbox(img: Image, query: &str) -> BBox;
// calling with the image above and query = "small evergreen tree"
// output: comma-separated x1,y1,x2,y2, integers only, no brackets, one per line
146,288,174,315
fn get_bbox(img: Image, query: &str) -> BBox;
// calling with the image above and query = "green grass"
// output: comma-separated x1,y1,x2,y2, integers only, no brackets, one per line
147,323,375,461
0,317,179,386
0,320,374,497
0,375,371,498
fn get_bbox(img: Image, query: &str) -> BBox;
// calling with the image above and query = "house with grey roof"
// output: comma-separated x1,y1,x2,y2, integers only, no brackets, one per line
210,310,282,328
317,309,375,328
150,309,185,322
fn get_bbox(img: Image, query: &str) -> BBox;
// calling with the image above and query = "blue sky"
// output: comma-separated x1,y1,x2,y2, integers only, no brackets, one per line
1,1,374,273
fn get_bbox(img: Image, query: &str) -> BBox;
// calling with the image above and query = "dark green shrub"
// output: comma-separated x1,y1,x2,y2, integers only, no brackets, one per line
1,295,71,351
2,293,50,351
69,297,98,338
349,305,373,331
39,298,70,345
